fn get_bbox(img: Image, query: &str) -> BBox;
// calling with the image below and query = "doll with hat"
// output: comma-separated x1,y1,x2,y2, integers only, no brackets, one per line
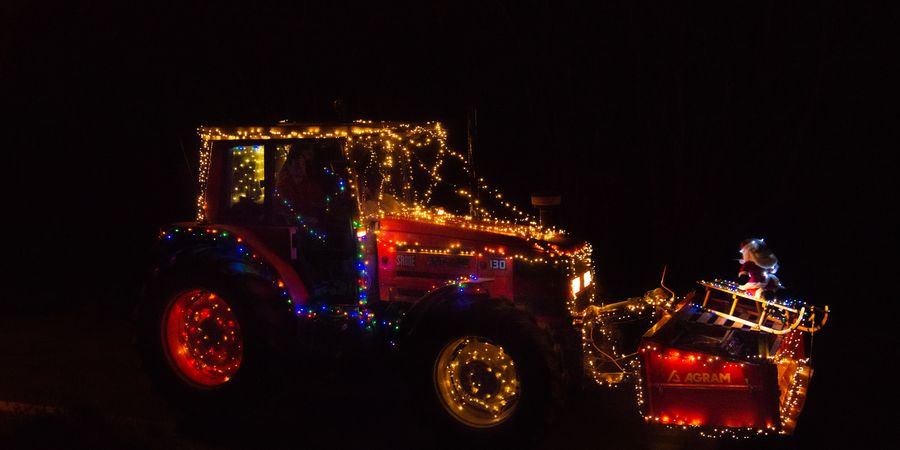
737,238,782,300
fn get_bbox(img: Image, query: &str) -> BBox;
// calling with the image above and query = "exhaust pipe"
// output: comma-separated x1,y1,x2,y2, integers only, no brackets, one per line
531,193,561,227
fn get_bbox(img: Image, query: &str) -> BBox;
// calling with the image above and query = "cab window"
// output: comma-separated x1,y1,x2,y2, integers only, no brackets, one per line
225,144,266,224
229,145,266,205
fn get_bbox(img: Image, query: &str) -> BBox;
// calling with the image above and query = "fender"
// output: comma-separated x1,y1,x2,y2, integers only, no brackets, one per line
152,223,309,306
396,279,581,387
146,223,311,352
397,280,519,347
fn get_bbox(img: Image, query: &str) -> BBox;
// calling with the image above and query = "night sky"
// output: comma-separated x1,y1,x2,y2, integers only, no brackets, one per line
3,0,897,447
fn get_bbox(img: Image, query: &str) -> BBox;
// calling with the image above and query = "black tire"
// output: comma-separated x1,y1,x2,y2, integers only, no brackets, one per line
406,298,562,447
136,266,287,418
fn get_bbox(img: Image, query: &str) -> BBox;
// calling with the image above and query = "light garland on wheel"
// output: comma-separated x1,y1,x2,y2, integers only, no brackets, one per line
435,337,521,425
167,289,244,385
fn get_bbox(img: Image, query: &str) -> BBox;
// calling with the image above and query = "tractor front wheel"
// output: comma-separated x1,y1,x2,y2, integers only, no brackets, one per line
408,299,561,445
433,335,523,428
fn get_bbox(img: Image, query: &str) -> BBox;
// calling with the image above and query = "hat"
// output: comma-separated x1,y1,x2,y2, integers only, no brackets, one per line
741,238,778,269
740,238,760,252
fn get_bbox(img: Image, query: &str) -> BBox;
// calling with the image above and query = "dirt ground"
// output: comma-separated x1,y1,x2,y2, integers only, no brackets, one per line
0,306,857,450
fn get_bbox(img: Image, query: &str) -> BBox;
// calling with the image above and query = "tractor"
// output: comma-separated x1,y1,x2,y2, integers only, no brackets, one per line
137,121,827,443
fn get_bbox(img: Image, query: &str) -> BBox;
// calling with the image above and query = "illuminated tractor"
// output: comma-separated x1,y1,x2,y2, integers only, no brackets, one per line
137,121,827,442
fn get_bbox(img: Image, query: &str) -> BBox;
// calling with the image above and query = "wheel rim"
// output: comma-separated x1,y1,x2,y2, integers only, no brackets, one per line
163,289,243,387
434,336,521,428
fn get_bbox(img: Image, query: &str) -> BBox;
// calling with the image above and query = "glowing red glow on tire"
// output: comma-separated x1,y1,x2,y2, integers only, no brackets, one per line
164,289,243,387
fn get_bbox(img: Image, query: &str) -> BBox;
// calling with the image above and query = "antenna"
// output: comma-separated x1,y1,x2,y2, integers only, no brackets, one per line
178,136,193,174
467,105,477,218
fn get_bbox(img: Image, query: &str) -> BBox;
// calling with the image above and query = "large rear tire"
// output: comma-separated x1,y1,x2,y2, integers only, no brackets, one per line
137,268,282,417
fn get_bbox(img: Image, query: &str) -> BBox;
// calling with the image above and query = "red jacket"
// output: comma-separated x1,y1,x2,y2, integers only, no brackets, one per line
738,261,781,297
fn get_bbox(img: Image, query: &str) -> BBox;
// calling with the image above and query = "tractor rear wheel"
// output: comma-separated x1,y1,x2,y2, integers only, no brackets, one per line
137,269,277,417
162,288,244,388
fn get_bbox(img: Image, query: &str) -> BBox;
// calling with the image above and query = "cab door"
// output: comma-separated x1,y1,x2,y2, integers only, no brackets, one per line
216,139,361,306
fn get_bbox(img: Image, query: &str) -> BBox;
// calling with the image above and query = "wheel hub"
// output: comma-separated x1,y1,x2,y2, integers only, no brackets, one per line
164,289,243,387
434,337,521,428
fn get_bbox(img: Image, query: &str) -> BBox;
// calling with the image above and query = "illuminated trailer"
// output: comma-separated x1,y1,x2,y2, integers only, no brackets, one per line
583,278,827,436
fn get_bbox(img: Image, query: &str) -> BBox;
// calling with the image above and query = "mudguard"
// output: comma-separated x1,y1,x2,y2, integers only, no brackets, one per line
143,224,306,352
396,280,581,387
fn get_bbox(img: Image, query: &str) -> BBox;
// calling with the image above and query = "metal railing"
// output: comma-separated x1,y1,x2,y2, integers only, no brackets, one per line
697,280,828,335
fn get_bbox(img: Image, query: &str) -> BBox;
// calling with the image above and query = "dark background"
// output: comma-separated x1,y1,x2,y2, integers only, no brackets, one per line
2,0,897,448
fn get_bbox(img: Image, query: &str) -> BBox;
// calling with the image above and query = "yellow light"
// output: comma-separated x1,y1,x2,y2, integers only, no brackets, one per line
571,277,582,297
583,270,592,288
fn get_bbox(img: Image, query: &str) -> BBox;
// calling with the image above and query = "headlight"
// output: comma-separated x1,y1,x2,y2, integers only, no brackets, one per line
571,277,582,298
572,270,592,298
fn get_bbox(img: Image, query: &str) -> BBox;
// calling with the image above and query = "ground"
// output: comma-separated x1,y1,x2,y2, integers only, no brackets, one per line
0,305,846,450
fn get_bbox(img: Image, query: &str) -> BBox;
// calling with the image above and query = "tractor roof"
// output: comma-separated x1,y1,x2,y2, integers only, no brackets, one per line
198,120,445,141
195,119,571,244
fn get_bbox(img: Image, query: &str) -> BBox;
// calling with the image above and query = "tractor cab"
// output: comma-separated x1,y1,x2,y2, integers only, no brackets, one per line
202,134,362,306
195,121,565,310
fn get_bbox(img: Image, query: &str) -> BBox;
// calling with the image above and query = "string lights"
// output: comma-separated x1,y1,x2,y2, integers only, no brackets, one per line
628,280,825,438
186,120,826,439
434,336,521,427
164,289,244,386
197,121,554,238
194,119,594,329
230,145,265,205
